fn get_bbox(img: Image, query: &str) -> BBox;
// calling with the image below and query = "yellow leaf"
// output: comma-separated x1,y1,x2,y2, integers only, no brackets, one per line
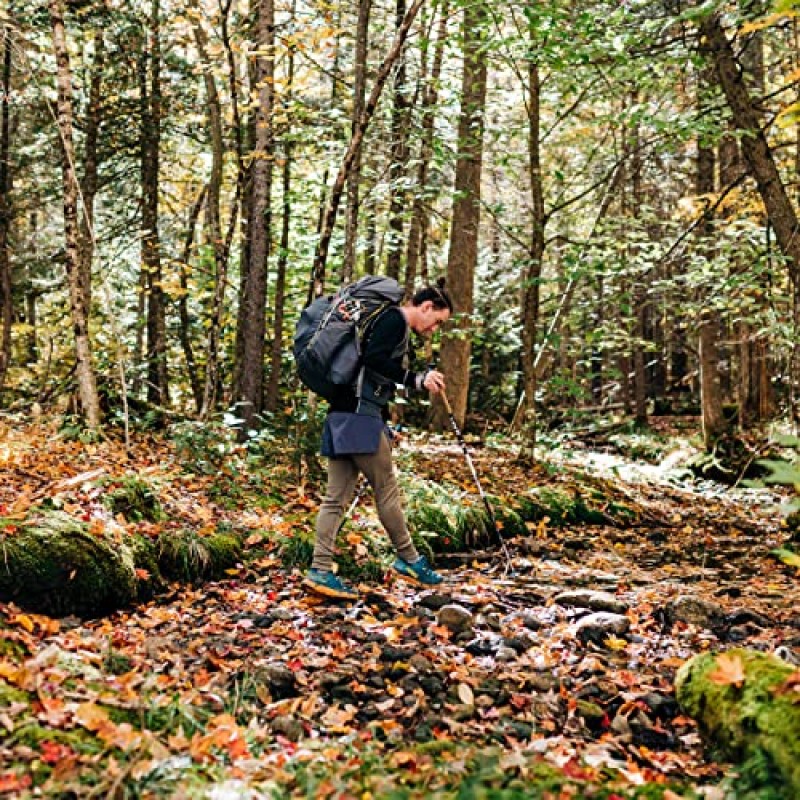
708,652,746,688
603,635,628,651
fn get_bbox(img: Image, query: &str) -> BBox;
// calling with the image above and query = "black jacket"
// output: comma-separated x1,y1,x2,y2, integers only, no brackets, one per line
326,307,423,414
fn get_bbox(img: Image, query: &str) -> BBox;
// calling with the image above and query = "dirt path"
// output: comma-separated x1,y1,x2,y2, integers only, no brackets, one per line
1,438,798,797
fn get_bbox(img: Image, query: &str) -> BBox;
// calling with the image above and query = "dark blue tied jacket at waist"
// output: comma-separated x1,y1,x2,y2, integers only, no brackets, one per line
321,307,427,457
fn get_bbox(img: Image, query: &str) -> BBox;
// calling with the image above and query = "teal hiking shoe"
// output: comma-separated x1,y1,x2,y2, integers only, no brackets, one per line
392,555,443,586
303,569,358,600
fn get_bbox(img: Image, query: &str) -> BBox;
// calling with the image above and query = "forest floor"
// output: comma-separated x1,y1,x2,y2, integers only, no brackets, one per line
0,417,798,798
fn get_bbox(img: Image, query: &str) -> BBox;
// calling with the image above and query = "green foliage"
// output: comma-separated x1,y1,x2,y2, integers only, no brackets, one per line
156,529,241,583
102,475,164,522
172,418,242,475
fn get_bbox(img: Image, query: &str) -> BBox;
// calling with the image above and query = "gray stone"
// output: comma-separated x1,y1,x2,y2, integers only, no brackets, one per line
575,612,630,645
554,590,629,614
256,662,298,699
496,646,518,662
270,715,304,741
437,604,474,634
665,595,726,629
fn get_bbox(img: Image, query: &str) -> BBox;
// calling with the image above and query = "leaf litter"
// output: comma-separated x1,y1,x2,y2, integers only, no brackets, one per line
0,421,798,797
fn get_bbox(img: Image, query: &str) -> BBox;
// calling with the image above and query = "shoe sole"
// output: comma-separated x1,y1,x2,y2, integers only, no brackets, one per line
303,577,358,600
391,568,442,587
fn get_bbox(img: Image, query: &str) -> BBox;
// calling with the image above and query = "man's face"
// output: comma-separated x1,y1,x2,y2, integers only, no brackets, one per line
413,301,451,337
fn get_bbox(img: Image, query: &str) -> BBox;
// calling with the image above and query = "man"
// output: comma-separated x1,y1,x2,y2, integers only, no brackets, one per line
303,280,454,599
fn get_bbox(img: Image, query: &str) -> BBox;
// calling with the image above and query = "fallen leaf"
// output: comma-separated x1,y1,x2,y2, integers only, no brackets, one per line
708,652,745,688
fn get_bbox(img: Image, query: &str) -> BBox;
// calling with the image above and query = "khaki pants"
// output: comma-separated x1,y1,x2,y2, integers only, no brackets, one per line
311,433,418,572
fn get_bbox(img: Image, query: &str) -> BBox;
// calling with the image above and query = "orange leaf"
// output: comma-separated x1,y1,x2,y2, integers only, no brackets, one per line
708,652,746,688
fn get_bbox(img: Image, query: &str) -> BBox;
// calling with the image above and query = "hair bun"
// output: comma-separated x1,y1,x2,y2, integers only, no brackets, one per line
435,277,447,290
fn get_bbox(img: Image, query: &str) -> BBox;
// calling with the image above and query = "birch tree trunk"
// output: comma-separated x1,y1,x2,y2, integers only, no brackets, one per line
436,0,488,429
49,0,101,428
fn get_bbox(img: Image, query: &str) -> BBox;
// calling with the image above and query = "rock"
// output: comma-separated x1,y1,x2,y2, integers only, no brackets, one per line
726,608,772,628
524,672,559,693
554,590,629,614
665,595,726,629
503,635,535,654
576,699,607,733
450,704,476,722
416,593,453,611
575,612,630,645
408,654,433,673
256,663,297,699
270,715,304,741
254,608,294,627
676,648,800,795
639,692,679,721
419,676,444,697
379,646,415,662
521,613,544,631
437,604,474,634
465,637,500,657
496,646,517,662
726,624,761,642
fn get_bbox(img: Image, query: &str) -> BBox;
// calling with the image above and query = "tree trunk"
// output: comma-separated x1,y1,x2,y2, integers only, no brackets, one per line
435,0,488,429
195,22,230,419
630,111,647,426
695,70,727,448
140,0,168,407
266,2,297,413
78,32,103,309
0,27,12,392
405,0,448,295
520,27,545,446
701,13,800,422
178,186,207,413
311,0,426,298
235,0,275,430
385,0,410,281
49,0,101,428
342,0,372,284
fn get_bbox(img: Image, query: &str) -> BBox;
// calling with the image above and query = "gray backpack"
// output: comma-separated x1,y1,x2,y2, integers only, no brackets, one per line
293,276,405,400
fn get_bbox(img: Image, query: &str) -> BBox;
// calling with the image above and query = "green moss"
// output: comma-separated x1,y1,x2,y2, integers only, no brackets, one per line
102,475,164,522
8,721,103,754
676,648,800,795
157,530,242,583
0,511,138,617
278,530,315,570
0,678,30,706
517,487,606,527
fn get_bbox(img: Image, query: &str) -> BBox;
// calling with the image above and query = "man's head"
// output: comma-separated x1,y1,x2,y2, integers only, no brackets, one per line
404,280,453,337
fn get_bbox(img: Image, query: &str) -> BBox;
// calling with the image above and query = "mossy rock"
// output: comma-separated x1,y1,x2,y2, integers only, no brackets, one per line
102,475,165,522
0,511,139,617
156,530,242,583
676,648,800,796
